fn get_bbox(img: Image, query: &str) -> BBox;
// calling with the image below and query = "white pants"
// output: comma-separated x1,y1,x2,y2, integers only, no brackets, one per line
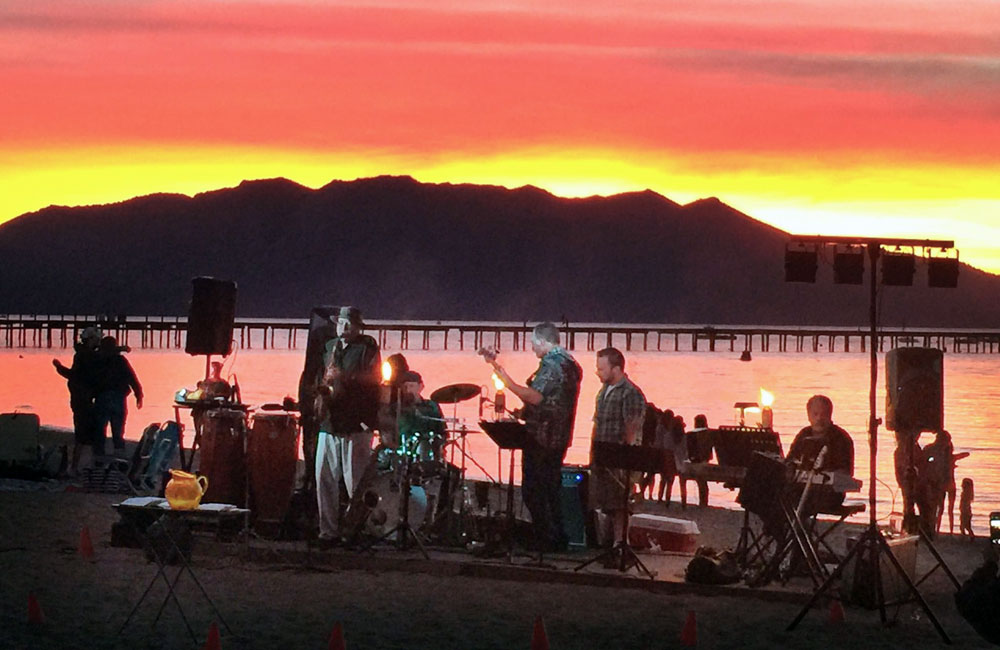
315,430,373,539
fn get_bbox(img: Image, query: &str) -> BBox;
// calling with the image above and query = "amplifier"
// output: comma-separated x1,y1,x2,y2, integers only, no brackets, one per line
560,465,591,548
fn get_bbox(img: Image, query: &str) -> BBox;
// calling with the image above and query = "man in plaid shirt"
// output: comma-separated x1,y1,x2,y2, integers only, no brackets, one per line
483,321,582,552
590,347,647,548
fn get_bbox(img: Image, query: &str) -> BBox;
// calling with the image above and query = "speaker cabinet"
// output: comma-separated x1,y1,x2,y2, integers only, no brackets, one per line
560,465,591,548
885,347,943,432
185,277,237,356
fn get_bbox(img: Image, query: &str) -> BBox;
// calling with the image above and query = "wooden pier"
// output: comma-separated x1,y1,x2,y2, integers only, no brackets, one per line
2,315,1000,355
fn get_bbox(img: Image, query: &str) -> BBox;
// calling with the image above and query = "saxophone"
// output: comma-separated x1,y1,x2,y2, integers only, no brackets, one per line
313,354,343,425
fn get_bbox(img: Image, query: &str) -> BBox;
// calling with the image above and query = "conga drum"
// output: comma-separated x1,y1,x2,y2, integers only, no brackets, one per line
248,412,299,534
198,409,248,506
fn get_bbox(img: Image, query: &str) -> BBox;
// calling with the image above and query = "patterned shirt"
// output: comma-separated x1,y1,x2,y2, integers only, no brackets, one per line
592,376,647,445
523,346,583,451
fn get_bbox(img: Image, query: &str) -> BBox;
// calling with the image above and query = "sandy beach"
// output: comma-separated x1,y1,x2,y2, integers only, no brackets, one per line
1,481,995,650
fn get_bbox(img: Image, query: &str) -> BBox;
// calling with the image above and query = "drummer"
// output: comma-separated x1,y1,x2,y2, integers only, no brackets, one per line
397,371,447,467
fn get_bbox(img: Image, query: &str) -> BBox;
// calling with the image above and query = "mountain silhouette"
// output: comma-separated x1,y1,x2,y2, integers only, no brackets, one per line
0,175,996,327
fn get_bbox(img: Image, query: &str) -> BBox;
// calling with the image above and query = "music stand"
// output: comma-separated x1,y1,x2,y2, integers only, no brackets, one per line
574,442,657,579
739,452,830,589
479,420,530,560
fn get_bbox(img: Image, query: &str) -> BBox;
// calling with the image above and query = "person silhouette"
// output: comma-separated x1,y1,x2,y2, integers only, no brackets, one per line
52,327,102,473
92,335,143,458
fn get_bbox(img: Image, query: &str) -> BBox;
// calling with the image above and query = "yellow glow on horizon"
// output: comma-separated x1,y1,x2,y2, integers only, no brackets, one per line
2,144,998,275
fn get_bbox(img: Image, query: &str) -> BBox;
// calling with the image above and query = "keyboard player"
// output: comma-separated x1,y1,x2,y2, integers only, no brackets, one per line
786,394,856,512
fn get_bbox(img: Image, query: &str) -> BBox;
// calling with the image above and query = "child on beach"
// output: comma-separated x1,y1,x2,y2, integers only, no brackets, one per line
960,478,975,540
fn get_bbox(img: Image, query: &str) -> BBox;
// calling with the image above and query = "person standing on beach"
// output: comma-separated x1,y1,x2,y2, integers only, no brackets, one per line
960,478,975,540
921,429,958,534
314,306,381,547
93,335,143,457
686,413,712,507
52,326,102,473
590,347,647,548
481,322,582,552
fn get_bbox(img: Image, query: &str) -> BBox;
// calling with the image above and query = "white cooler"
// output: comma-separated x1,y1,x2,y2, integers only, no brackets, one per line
627,514,700,553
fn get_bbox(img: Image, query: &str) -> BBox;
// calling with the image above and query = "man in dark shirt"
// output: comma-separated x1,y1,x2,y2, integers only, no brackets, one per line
314,306,381,546
396,370,446,471
786,394,854,511
93,335,143,457
483,321,582,552
53,326,103,472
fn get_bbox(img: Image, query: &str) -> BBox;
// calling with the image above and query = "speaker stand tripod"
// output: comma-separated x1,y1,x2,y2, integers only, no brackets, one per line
787,521,959,640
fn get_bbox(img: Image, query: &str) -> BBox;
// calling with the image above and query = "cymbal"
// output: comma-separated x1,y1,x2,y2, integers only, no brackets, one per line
430,383,481,404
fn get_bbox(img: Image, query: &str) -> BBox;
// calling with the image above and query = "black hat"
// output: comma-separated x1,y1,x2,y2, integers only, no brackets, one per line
401,370,422,384
336,306,364,326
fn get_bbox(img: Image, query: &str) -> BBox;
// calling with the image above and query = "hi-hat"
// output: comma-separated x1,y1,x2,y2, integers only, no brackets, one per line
430,383,481,404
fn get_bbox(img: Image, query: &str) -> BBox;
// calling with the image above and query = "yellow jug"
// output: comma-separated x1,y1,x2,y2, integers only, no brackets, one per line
164,470,209,510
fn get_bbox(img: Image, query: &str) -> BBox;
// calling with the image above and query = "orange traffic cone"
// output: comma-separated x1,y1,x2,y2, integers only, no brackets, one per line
680,610,697,647
329,621,346,650
202,621,221,650
829,600,846,624
79,525,95,561
531,616,549,650
27,593,44,625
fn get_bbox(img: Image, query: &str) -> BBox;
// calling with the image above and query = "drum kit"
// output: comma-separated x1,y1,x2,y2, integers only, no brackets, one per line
344,382,486,547
192,381,501,549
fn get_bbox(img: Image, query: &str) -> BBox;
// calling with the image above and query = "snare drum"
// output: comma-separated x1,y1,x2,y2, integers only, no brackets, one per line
198,409,248,506
248,412,299,532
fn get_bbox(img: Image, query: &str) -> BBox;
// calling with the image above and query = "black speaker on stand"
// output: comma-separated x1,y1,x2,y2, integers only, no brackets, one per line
886,346,943,536
886,347,943,433
185,277,237,357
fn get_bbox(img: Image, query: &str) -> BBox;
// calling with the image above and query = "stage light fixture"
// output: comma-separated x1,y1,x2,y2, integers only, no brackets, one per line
784,244,817,283
833,246,865,284
881,249,915,286
927,251,959,288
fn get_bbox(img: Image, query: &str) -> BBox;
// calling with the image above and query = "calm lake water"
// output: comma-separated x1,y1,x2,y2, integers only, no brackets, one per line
3,331,998,530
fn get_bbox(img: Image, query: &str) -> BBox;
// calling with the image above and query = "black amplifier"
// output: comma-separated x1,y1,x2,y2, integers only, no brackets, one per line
561,465,591,548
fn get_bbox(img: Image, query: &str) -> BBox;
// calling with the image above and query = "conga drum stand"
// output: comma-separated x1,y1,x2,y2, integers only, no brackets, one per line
575,442,656,579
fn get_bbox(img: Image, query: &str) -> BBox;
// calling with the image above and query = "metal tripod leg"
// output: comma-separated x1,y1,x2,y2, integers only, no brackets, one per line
787,524,951,643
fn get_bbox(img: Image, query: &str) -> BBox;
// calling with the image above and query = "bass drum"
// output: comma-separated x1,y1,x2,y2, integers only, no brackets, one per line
361,471,429,539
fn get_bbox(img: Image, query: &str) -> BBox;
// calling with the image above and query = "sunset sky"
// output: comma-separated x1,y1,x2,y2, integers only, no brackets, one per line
2,0,999,271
